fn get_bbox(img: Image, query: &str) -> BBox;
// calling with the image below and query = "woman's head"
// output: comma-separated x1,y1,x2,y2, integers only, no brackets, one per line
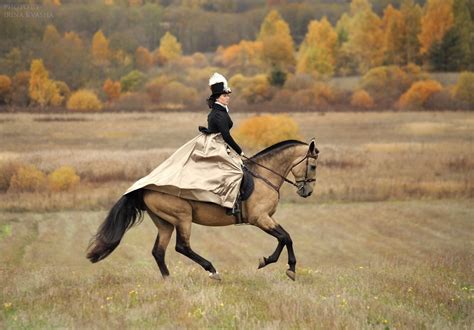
207,72,231,108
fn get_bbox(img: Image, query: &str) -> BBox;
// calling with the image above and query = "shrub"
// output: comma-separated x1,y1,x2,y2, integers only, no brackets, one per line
351,89,374,109
9,165,46,192
54,81,71,105
113,92,150,111
145,76,170,103
398,80,443,110
11,71,30,107
229,74,272,104
234,114,301,149
290,83,335,108
160,81,198,108
453,71,474,106
120,70,146,93
103,79,121,102
0,161,21,192
67,89,103,111
361,65,428,105
0,74,12,104
48,166,80,192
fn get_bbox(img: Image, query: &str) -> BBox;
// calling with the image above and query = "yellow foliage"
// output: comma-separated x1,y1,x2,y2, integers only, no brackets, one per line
229,74,272,104
453,71,474,105
64,31,83,49
103,79,121,102
351,89,374,109
297,17,337,76
9,165,47,192
48,166,80,192
29,59,63,108
234,114,301,149
67,89,103,111
258,10,295,69
157,32,182,65
398,79,443,110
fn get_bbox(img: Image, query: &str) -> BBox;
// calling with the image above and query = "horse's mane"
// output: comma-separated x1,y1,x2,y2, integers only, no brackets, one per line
247,140,307,163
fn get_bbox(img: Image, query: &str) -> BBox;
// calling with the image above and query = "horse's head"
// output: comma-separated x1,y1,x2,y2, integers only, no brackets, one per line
291,139,319,198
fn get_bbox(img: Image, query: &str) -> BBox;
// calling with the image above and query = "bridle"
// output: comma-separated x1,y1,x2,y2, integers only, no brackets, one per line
242,153,317,195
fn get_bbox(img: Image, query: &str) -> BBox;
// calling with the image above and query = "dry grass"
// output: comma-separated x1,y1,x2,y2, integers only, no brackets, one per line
0,201,472,328
0,111,473,328
0,112,473,210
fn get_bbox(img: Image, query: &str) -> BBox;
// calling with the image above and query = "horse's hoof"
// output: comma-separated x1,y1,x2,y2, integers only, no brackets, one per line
258,257,266,269
209,272,221,281
286,269,296,281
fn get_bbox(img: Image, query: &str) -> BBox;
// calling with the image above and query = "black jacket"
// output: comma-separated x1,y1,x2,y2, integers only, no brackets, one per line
199,103,242,154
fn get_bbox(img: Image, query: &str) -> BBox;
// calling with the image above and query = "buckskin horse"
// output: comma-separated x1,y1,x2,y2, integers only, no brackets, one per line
87,139,319,281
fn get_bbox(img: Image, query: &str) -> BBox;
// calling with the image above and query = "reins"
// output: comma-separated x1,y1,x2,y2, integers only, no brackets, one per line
242,154,316,194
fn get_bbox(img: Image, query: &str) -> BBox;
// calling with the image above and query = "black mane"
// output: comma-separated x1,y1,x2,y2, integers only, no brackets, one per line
248,140,307,161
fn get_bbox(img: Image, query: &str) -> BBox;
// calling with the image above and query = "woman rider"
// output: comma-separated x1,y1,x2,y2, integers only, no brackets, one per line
125,73,244,218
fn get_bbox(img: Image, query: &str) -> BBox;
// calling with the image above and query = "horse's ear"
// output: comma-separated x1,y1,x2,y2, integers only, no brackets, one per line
309,138,319,156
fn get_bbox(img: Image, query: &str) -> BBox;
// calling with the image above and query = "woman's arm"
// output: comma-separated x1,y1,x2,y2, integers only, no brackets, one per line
214,112,242,155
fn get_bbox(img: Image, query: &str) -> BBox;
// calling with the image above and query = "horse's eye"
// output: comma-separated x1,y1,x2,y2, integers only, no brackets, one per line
310,165,316,170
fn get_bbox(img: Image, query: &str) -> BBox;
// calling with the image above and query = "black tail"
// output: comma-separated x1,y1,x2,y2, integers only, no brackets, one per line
87,189,146,263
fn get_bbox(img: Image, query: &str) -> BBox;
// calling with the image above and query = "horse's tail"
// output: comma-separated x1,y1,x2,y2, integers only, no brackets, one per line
87,189,146,263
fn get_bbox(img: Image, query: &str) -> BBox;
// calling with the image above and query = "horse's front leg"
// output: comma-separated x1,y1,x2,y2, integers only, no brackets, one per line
255,215,296,281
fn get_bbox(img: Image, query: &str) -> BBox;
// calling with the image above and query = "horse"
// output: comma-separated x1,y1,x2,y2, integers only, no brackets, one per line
86,139,319,281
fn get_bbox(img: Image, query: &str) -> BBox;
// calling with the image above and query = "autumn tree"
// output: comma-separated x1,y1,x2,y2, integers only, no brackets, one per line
29,59,63,108
399,0,422,64
430,0,473,70
346,0,384,73
382,5,405,65
258,10,295,71
135,46,153,71
103,79,121,102
297,17,337,77
0,75,12,104
419,0,454,56
92,30,111,66
11,71,30,107
156,32,182,65
218,40,263,73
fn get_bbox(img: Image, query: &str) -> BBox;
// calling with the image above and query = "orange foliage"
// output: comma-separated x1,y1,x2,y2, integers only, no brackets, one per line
9,165,47,192
398,79,443,110
0,75,12,103
234,114,301,149
92,30,111,66
221,40,263,69
135,46,153,71
0,161,21,192
145,76,169,103
351,89,375,109
419,0,454,55
103,79,121,102
48,166,80,192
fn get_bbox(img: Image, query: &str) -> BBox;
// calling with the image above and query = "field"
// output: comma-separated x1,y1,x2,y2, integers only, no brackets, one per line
0,111,473,328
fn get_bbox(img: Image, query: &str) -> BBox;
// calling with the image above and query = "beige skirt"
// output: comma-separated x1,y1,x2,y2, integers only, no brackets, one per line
124,133,243,208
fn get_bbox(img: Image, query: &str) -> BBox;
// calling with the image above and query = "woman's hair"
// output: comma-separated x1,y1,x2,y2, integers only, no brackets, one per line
206,94,219,108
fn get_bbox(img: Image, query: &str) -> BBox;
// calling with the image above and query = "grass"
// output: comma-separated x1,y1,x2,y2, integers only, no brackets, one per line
0,111,473,328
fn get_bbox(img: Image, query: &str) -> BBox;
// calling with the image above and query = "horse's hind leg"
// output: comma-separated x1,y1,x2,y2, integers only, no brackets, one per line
148,212,174,278
175,220,220,280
